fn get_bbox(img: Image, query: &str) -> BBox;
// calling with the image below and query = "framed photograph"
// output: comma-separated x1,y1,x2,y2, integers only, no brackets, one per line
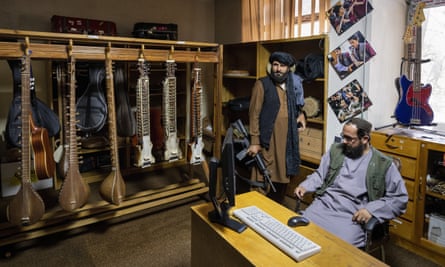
328,31,377,80
328,79,373,123
328,0,374,35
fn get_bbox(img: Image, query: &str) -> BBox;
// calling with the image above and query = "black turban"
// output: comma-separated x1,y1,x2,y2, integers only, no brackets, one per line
269,51,295,67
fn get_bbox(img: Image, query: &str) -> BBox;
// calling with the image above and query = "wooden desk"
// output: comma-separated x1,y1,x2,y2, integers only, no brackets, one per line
191,191,387,266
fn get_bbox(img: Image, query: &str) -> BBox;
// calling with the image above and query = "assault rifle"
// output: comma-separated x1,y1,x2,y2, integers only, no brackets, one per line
231,119,276,193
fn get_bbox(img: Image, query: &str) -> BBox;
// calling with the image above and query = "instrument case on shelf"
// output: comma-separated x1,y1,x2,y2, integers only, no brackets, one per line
51,15,117,36
132,22,178,40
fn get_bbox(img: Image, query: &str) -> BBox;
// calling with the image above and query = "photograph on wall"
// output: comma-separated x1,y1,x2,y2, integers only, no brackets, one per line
328,79,373,123
328,30,376,80
328,0,374,35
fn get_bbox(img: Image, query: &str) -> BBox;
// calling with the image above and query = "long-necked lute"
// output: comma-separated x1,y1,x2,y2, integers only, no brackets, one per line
100,44,126,205
134,53,155,167
188,66,205,165
58,43,91,211
7,40,45,226
163,59,182,161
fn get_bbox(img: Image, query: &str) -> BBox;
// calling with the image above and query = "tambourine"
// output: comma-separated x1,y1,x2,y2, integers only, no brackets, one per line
303,96,320,118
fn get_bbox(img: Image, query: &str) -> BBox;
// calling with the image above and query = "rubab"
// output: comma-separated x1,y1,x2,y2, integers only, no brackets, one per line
134,47,155,167
100,43,126,205
163,51,182,161
58,41,91,211
7,38,45,226
188,64,205,165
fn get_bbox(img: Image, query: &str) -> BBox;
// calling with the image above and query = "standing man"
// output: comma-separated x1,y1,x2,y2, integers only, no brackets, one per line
294,118,408,248
247,51,306,204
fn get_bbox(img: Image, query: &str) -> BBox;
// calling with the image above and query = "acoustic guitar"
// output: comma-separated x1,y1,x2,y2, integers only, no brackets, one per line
58,43,91,211
188,65,205,165
394,2,434,125
29,77,56,180
7,39,45,226
163,59,182,161
99,44,126,205
134,52,155,167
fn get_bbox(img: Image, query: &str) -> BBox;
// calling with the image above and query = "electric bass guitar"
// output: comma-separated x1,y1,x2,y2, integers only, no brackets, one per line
7,40,45,226
163,59,182,161
99,44,126,205
58,43,91,211
134,53,155,167
394,2,433,125
188,66,205,165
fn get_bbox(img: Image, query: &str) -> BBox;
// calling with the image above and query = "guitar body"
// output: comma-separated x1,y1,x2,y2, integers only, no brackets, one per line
99,170,126,205
59,166,90,211
7,182,45,226
135,135,155,168
164,132,182,161
394,74,434,125
30,116,55,179
188,136,205,165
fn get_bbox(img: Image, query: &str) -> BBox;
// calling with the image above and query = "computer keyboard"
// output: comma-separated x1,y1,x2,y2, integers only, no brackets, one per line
233,205,321,262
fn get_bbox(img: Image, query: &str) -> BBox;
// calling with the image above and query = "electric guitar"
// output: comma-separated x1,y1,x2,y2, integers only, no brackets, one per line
7,40,45,226
134,53,155,167
163,59,182,161
394,2,433,125
100,44,126,205
58,43,91,211
188,66,205,165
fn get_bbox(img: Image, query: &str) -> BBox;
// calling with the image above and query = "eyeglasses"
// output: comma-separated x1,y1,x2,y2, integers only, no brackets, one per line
340,133,359,143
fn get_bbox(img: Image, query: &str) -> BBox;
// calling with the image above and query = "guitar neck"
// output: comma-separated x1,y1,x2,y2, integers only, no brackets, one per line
136,58,151,138
191,67,203,139
105,51,120,170
163,60,177,134
21,52,32,183
68,55,80,169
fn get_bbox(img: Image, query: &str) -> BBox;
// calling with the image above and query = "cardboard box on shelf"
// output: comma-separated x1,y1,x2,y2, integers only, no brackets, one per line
299,127,323,159
428,213,445,246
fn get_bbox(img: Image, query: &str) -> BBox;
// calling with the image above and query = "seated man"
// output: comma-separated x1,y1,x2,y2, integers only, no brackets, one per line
294,118,408,248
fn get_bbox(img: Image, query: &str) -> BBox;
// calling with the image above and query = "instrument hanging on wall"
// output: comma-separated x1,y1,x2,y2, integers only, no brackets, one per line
134,50,155,167
163,56,182,161
394,2,434,125
7,39,45,226
99,44,126,205
188,64,205,165
76,64,108,133
114,64,136,137
58,43,91,211
5,60,60,150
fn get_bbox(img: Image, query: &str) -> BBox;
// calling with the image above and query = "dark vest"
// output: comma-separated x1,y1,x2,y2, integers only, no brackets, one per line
315,143,392,201
258,77,280,149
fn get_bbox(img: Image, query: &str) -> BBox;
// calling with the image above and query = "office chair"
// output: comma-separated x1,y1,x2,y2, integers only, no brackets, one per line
294,157,401,262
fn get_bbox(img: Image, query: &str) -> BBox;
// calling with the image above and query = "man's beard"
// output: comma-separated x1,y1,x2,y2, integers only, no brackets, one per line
342,142,365,159
270,71,288,84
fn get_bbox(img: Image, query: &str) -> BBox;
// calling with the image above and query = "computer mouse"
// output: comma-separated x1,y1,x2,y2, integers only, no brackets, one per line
287,216,310,227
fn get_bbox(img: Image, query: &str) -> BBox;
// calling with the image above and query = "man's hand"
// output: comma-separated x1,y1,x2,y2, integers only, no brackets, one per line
352,208,372,224
297,113,306,132
247,144,261,157
294,186,306,199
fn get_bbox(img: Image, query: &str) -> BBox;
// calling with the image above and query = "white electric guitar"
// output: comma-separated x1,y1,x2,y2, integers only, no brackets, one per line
163,59,182,161
134,54,155,167
188,66,205,165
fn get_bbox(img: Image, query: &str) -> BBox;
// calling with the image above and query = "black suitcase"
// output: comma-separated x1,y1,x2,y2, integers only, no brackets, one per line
132,22,178,40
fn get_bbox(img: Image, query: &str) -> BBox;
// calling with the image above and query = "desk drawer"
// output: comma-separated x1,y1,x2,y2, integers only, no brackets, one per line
390,217,414,241
405,179,415,201
371,132,420,158
401,200,414,222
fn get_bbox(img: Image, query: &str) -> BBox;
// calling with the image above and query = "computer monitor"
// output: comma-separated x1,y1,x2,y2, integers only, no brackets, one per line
208,126,247,233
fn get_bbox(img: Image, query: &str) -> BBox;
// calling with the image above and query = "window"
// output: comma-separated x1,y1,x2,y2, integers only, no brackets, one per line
422,5,445,123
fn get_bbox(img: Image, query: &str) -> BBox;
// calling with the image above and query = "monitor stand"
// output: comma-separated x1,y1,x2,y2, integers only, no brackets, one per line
208,201,247,233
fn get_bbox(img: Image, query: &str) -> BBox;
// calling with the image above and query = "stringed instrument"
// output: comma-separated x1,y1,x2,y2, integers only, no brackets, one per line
29,77,56,180
7,39,45,226
99,44,126,205
188,65,205,165
394,2,433,125
134,51,155,167
58,43,91,211
163,59,182,161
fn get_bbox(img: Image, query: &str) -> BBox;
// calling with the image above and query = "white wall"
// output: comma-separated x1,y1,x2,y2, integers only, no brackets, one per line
326,0,407,147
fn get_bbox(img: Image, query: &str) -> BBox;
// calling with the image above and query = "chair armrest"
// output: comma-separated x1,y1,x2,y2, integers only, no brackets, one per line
365,216,380,232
